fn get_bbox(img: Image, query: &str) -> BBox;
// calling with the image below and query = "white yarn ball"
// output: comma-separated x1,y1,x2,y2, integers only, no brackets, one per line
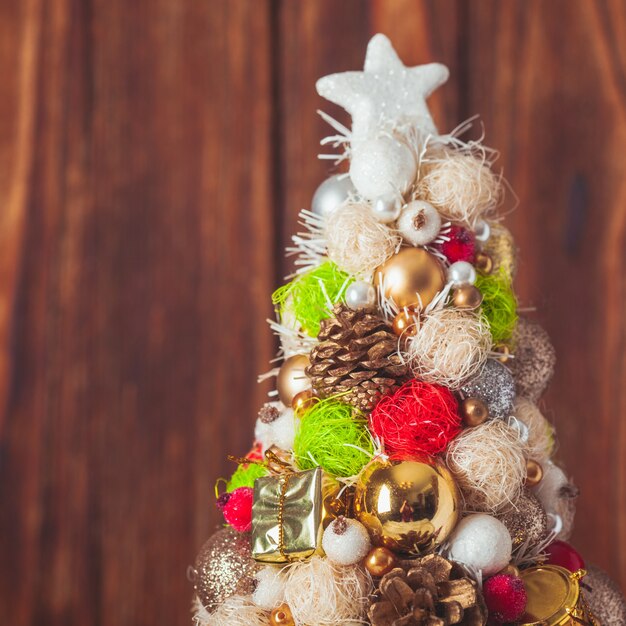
251,566,285,611
322,517,371,566
446,513,512,577
350,136,417,199
396,200,442,245
254,403,297,452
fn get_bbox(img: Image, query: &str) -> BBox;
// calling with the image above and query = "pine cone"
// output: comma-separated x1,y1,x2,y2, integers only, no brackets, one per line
306,304,409,412
369,554,487,626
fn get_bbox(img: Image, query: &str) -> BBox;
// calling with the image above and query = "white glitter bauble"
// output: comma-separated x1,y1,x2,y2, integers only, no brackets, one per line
396,200,442,246
447,261,477,286
446,513,512,577
345,280,377,310
349,136,416,199
251,566,285,611
322,517,371,566
311,174,356,218
254,404,297,452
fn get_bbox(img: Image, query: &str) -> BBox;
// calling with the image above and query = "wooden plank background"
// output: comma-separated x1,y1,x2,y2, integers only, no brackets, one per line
0,1,624,624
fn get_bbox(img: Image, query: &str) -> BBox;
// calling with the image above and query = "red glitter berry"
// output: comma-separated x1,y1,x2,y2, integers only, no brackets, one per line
483,573,527,624
217,487,253,532
438,225,476,263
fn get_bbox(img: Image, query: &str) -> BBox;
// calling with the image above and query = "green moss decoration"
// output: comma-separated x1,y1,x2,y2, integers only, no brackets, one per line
475,269,518,343
226,462,268,492
272,261,353,337
293,397,374,477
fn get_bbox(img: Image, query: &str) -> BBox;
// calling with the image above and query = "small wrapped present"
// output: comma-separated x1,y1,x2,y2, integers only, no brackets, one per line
251,467,337,563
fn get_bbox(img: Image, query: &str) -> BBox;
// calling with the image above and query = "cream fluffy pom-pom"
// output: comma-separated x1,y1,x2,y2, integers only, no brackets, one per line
254,402,298,452
192,595,269,626
418,152,502,228
325,202,401,276
251,566,286,611
284,556,373,625
513,397,555,462
446,419,527,512
406,309,492,389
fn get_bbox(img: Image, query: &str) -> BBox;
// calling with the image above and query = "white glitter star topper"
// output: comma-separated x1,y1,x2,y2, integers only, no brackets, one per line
316,33,449,143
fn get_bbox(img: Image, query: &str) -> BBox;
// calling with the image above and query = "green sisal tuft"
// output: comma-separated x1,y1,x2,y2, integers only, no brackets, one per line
226,462,268,492
475,269,518,343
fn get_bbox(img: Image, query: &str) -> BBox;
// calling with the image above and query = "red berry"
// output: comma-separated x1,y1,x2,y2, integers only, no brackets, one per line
544,540,586,572
483,573,527,624
438,225,476,263
218,487,253,532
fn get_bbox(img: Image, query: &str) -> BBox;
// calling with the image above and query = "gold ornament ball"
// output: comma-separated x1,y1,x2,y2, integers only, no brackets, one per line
291,389,318,414
277,354,311,406
526,459,544,487
460,397,489,427
484,223,517,279
392,308,419,337
474,251,494,274
494,343,512,363
364,546,398,577
354,459,460,555
499,564,521,578
452,284,483,310
375,248,446,309
270,603,295,626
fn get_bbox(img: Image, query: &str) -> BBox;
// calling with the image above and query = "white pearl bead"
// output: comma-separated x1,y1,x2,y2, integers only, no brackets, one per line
447,261,477,286
345,281,377,310
474,219,491,242
311,174,355,218
372,194,402,223
506,416,529,444
396,200,442,245
322,518,371,566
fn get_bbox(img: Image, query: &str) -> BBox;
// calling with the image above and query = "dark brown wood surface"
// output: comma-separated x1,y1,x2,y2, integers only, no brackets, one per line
0,1,624,624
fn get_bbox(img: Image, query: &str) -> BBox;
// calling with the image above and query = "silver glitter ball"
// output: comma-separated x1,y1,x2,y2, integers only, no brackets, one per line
447,261,477,286
461,359,516,419
311,174,355,218
584,565,626,625
372,193,402,223
345,280,377,310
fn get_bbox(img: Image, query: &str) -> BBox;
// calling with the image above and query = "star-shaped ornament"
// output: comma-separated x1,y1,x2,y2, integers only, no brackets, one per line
316,34,449,142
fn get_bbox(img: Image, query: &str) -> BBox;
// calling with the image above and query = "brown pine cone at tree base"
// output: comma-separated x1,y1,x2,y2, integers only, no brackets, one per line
306,304,409,412
369,554,487,626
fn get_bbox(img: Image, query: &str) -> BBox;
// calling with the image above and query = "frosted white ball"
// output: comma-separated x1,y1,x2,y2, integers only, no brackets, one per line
447,261,476,286
345,280,377,310
254,404,297,452
349,136,417,199
311,174,356,218
396,200,442,246
251,566,285,610
322,517,371,566
447,513,512,577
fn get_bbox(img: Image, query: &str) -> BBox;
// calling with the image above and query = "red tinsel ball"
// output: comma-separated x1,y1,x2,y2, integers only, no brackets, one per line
369,380,461,458
437,225,476,263
483,573,527,624
217,487,253,532
545,540,586,572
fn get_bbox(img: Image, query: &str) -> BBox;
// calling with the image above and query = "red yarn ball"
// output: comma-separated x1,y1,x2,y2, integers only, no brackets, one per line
369,380,461,458
483,573,527,624
544,540,586,572
437,225,476,263
217,487,253,532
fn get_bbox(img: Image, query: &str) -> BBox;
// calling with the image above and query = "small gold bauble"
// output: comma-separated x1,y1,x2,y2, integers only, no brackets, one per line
277,354,311,405
392,309,419,337
494,343,512,363
375,248,446,309
291,389,318,413
364,546,398,577
354,459,460,555
499,564,521,578
452,284,483,310
460,397,489,426
526,459,544,487
474,251,494,274
270,603,295,626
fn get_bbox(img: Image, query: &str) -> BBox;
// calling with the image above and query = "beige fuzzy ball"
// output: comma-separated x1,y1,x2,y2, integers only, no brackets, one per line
513,397,555,462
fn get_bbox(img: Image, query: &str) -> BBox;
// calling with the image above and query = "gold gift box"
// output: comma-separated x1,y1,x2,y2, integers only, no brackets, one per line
251,467,336,563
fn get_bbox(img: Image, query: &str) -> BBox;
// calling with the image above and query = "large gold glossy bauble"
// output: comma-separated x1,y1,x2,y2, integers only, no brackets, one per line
354,459,460,555
375,248,446,309
277,354,311,405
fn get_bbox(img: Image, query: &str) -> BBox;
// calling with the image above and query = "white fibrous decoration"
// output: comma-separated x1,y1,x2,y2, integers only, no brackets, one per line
325,202,401,276
251,566,286,611
322,517,371,566
418,152,502,228
446,419,527,512
396,200,442,245
406,309,492,389
446,513,513,577
284,557,373,625
513,397,555,462
254,403,298,452
532,461,578,541
193,595,269,626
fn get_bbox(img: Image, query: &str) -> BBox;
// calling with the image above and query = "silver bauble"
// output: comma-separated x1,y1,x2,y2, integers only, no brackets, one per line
461,359,516,419
311,174,355,218
345,280,377,310
447,261,477,286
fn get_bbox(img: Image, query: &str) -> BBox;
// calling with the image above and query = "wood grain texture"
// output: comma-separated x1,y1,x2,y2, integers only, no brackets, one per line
0,1,624,625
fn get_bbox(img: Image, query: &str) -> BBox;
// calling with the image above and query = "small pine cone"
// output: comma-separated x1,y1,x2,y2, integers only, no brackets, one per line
306,304,409,412
368,554,487,626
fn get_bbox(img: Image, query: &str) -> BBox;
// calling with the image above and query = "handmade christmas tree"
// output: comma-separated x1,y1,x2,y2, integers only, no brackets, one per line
190,34,626,626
